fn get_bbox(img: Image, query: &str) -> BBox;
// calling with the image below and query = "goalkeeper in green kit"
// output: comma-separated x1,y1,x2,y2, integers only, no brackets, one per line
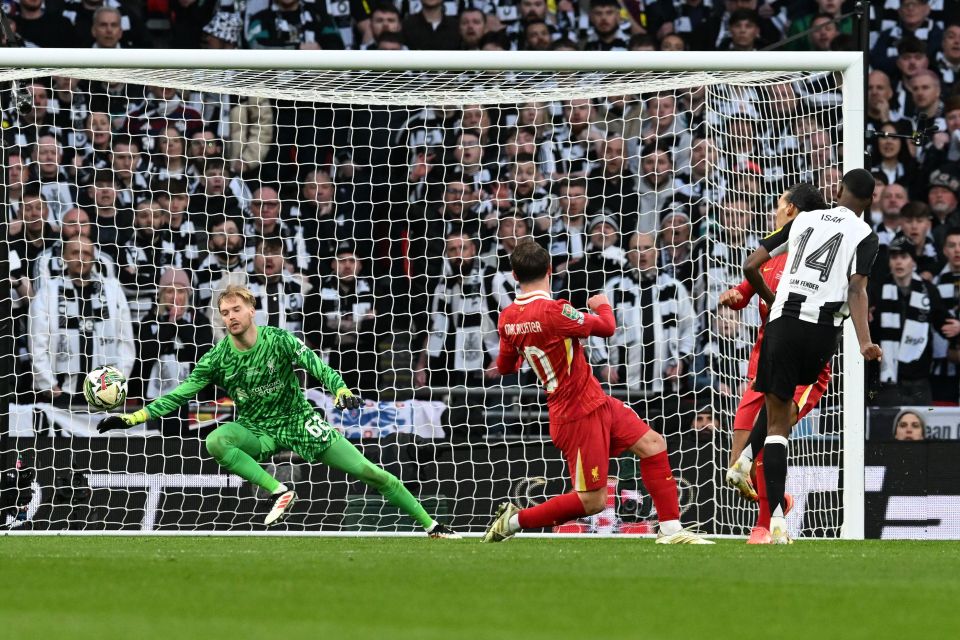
99,285,459,538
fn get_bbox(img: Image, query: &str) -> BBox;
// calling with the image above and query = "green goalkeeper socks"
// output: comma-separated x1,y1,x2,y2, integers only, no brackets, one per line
319,438,434,529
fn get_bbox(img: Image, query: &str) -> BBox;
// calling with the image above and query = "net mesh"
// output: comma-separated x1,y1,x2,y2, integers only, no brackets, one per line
0,66,848,536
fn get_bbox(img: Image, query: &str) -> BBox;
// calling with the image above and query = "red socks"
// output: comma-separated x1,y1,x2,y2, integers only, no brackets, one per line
517,491,587,529
755,449,770,529
640,450,680,523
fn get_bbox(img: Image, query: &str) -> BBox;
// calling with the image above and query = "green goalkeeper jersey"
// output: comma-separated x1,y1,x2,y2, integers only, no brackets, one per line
145,326,346,428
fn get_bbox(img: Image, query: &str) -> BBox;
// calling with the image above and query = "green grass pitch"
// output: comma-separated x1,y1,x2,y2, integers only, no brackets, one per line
2,537,957,639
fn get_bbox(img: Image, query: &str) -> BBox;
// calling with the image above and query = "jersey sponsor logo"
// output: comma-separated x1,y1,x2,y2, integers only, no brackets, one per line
504,320,543,336
562,304,584,324
250,380,283,396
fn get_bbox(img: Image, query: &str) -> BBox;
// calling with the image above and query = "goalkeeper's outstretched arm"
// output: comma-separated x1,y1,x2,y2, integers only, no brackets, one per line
98,353,215,433
285,331,361,409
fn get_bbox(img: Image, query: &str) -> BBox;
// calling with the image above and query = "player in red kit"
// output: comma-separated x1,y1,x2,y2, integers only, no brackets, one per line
481,239,712,544
720,183,831,544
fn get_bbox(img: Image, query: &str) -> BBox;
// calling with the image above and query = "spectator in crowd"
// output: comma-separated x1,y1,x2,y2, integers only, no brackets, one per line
870,235,951,407
704,0,782,51
878,182,908,246
127,86,203,139
8,186,57,280
118,199,177,319
563,214,624,309
923,96,960,170
906,70,944,132
245,185,310,276
787,0,851,51
226,97,275,177
199,11,244,49
414,231,499,388
154,178,199,261
209,236,306,340
868,70,901,128
82,170,132,259
110,135,149,208
408,178,483,289
368,2,403,47
483,210,528,310
296,168,353,277
89,6,125,49
522,19,554,50
583,0,631,51
721,9,764,50
31,134,76,224
932,228,960,404
658,210,696,287
66,0,149,48
189,157,245,221
872,0,942,72
586,136,640,226
16,0,78,48
692,304,749,395
870,121,916,188
552,97,606,177
131,267,214,413
892,409,926,441
403,0,461,50
306,242,380,396
548,177,589,274
659,33,687,51
29,236,135,402
926,168,960,248
936,20,960,93
637,144,685,234
247,0,345,49
36,207,116,282
644,0,714,48
459,8,488,49
639,91,693,170
898,202,939,279
597,231,695,395
193,215,247,307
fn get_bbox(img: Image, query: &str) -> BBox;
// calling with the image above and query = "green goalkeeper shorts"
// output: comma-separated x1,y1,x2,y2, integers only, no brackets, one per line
242,411,342,463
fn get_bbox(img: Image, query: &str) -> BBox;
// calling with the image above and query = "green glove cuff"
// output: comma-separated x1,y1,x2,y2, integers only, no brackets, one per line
124,409,149,426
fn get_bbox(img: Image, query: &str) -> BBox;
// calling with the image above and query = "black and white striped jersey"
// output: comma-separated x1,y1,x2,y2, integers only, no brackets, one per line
761,206,879,327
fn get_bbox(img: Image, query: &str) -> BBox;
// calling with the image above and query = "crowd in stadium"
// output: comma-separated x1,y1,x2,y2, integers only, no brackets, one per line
4,0,960,430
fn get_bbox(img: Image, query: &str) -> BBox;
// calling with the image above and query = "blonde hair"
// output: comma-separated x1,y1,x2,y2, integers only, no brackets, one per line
217,285,256,312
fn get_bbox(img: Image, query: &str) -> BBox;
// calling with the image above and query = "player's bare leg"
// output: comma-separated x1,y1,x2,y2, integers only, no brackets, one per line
629,431,713,544
763,392,795,544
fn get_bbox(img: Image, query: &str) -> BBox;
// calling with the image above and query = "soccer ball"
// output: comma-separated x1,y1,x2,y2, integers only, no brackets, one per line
83,366,128,410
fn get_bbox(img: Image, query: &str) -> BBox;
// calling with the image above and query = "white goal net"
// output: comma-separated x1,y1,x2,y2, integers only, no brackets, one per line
0,52,863,537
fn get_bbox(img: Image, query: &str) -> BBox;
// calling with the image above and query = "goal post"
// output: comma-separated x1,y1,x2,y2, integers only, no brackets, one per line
0,50,866,538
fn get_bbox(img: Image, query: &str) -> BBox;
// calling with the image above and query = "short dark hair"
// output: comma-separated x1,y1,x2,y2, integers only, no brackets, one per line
842,168,877,200
369,1,401,17
786,182,827,212
899,201,931,220
255,236,284,254
942,227,960,246
510,238,551,284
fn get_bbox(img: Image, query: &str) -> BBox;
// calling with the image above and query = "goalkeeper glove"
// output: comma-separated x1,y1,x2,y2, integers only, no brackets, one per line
335,388,361,410
97,409,149,434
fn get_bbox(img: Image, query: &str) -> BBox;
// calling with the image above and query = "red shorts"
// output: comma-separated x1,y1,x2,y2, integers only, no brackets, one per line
733,368,830,431
550,395,650,492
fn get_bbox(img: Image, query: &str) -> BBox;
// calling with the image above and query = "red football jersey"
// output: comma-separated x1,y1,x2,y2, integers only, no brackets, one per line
496,290,616,422
728,252,791,379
